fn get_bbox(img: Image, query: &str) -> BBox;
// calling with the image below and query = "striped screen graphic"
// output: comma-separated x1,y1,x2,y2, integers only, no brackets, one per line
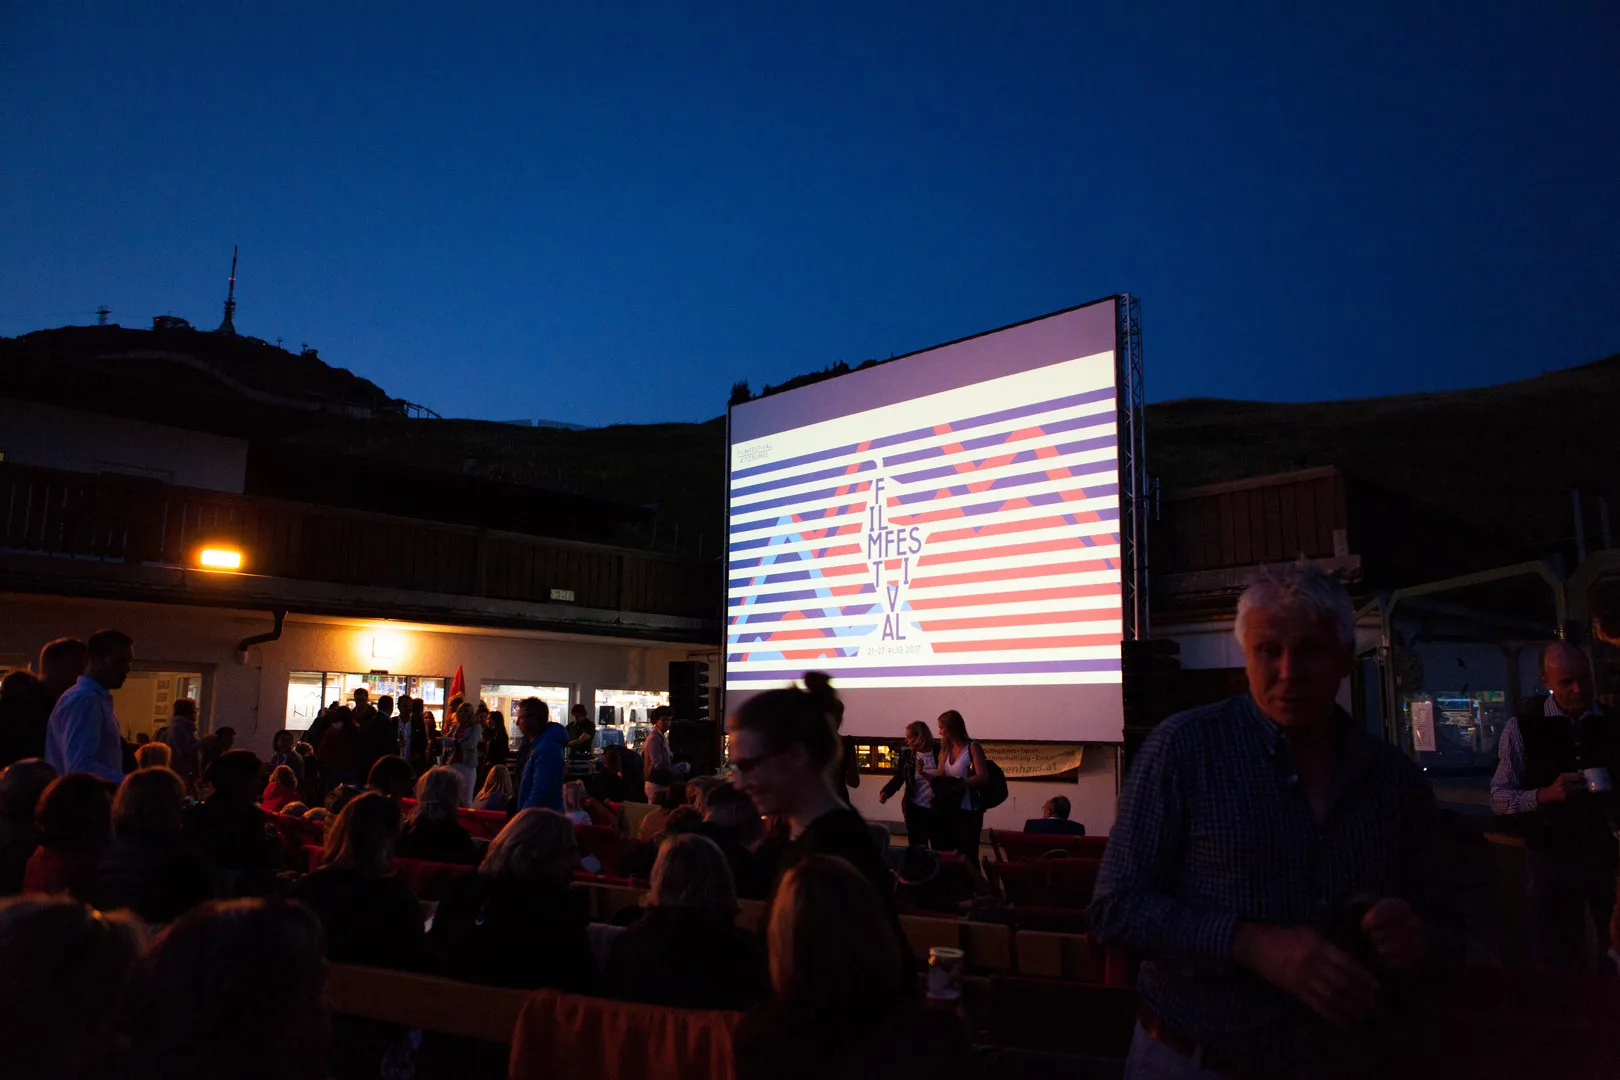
726,306,1125,743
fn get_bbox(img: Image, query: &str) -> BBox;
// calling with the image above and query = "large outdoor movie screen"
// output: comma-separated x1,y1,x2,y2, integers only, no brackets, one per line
725,298,1125,742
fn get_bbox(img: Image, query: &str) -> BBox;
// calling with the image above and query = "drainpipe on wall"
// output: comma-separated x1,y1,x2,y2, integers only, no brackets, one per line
237,608,286,663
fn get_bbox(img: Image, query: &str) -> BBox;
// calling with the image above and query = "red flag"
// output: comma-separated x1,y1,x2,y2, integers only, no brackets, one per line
449,665,465,701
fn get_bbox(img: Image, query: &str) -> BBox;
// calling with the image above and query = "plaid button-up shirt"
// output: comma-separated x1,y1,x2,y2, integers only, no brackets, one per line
1089,694,1450,1065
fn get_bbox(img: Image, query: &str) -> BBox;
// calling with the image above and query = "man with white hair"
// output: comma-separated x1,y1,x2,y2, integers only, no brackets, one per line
1490,640,1618,971
1090,562,1451,1078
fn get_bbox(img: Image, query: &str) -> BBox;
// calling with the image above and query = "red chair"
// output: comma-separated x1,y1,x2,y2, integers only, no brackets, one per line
993,862,1054,906
574,824,633,876
1046,859,1102,908
259,806,326,863
461,807,507,841
392,856,477,901
989,830,1106,863
991,858,1102,910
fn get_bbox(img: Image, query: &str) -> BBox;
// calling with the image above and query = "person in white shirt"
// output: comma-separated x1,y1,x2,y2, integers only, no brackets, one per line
45,629,134,783
643,706,674,801
878,721,938,849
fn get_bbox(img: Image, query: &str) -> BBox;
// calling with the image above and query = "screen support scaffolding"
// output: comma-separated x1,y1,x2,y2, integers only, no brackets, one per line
1116,294,1148,642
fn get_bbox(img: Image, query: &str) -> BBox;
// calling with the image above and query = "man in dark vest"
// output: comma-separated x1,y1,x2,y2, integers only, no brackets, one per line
1490,641,1620,971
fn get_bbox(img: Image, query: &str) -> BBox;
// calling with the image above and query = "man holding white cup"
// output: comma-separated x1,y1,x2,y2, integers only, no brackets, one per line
1490,641,1619,971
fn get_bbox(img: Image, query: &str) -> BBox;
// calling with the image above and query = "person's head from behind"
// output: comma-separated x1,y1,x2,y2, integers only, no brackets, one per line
1,669,36,701
1541,641,1594,717
280,802,308,818
85,630,134,691
702,782,765,848
0,897,145,1076
267,764,298,791
767,855,903,1017
323,792,401,877
206,749,261,804
36,772,113,853
172,698,197,724
1234,562,1355,732
0,759,56,828
376,694,394,718
904,721,933,753
517,697,548,738
134,733,151,746
648,833,737,917
1043,795,1071,821
600,746,623,777
213,726,237,751
366,756,415,799
728,674,843,816
478,764,513,803
482,808,578,887
113,767,187,840
124,898,328,1080
412,766,462,825
271,729,295,754
37,637,89,697
135,742,171,770
562,780,588,814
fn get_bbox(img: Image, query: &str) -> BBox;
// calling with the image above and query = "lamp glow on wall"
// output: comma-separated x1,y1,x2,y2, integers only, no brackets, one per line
197,546,244,571
372,633,405,663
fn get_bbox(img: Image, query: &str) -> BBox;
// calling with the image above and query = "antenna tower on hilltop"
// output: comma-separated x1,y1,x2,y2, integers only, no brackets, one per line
217,245,239,334
95,306,110,326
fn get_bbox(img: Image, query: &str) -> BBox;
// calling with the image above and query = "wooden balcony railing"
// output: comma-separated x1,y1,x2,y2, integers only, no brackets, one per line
1,463,717,622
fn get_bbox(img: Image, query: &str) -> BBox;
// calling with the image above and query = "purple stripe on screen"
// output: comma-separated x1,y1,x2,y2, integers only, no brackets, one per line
726,657,1121,680
731,458,878,500
890,433,1117,485
730,385,1115,484
729,299,1119,443
730,603,878,625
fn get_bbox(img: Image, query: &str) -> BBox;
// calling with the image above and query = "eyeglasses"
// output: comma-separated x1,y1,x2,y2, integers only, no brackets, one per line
729,749,781,775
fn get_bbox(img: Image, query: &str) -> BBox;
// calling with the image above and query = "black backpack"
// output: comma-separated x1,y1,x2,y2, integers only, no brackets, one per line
973,751,1009,811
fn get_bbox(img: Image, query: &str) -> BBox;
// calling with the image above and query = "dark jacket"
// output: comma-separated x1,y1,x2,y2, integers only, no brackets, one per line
292,867,425,969
1022,817,1086,836
586,768,641,805
0,679,50,768
1518,700,1620,862
605,907,769,1011
317,722,363,776
397,817,480,865
184,796,277,873
429,873,594,992
95,835,212,924
879,746,937,808
733,1000,973,1080
0,821,36,896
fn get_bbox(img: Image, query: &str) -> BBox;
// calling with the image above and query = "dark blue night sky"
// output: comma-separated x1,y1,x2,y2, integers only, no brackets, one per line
3,3,1616,424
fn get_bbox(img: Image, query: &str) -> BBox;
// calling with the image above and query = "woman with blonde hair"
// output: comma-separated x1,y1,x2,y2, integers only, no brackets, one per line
933,709,989,862
290,792,423,970
428,809,592,991
605,832,768,1009
473,763,513,813
261,764,300,814
398,766,478,865
732,855,970,1080
441,701,481,806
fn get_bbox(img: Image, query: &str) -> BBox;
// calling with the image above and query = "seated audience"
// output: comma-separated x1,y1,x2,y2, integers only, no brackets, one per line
733,855,971,1080
97,767,210,924
700,783,769,900
398,766,479,865
637,779,688,841
303,806,332,827
365,754,415,800
563,779,594,825
586,745,642,804
119,898,329,1080
324,782,362,815
473,763,512,813
429,808,592,991
606,833,769,1010
185,749,277,889
291,792,423,969
0,758,56,894
24,772,113,901
268,728,305,785
261,765,301,814
1022,794,1085,836
134,741,171,770
280,801,309,818
0,895,145,1080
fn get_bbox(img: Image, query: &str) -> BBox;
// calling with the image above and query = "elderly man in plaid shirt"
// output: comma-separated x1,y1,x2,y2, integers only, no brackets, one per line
1090,563,1456,1079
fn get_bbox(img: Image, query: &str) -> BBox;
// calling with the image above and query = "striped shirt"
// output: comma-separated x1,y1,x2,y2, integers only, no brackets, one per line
1088,694,1448,1065
1490,697,1602,817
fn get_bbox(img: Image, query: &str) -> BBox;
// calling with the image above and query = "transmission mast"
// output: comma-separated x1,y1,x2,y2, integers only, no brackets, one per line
217,245,239,334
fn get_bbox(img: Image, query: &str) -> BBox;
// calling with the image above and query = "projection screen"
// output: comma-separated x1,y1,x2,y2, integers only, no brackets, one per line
725,297,1125,742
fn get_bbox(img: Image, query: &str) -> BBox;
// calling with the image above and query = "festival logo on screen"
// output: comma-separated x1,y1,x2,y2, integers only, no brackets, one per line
727,351,1123,687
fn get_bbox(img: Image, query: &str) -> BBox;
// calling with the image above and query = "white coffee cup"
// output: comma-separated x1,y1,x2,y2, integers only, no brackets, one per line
1583,767,1612,793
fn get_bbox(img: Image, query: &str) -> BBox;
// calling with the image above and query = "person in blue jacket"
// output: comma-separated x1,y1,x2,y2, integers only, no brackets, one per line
516,697,569,812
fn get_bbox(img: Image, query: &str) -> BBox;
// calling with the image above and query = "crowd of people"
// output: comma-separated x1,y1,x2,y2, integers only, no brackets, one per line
1,560,1613,1079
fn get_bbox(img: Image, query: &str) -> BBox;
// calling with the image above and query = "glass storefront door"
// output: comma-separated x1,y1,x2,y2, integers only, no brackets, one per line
286,671,447,732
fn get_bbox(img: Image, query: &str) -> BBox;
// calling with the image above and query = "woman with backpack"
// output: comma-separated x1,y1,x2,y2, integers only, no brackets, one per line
933,710,990,862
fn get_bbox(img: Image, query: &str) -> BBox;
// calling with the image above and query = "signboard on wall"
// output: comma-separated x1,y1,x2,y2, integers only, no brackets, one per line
981,742,1085,781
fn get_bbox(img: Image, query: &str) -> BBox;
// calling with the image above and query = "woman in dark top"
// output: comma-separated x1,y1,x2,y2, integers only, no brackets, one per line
606,833,768,1010
727,674,898,923
429,808,592,991
397,766,479,864
732,856,972,1080
291,792,423,968
184,750,278,888
97,766,210,923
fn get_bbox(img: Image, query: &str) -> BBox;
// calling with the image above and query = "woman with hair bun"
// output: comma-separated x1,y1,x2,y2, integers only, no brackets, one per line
726,672,904,970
